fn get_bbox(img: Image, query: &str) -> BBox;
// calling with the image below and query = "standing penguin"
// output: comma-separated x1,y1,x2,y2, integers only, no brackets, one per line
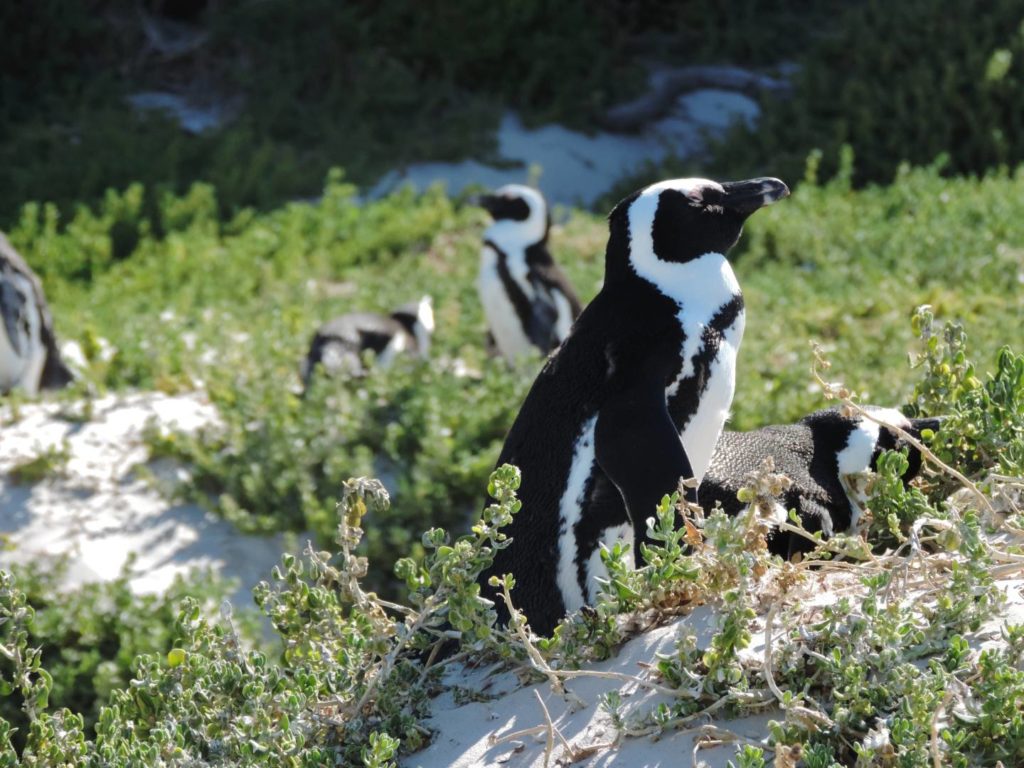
476,184,582,362
700,406,942,558
477,177,789,635
301,296,434,388
0,233,73,395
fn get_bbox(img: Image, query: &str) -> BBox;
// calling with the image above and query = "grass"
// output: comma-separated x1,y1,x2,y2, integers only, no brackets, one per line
2,156,1023,766
4,155,1022,597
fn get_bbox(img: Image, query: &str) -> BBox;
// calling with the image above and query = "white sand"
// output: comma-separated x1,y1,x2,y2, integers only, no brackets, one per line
0,392,292,608
6,393,1020,766
405,572,1024,768
370,90,759,208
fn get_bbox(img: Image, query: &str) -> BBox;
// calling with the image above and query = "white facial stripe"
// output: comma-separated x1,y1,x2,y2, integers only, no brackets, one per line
552,290,574,343
413,296,434,357
376,332,408,368
557,416,598,614
836,419,881,475
485,184,547,250
638,177,724,201
416,296,434,333
862,406,911,432
837,407,911,531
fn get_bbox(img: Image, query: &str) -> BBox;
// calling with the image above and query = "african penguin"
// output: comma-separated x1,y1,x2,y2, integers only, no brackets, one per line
476,184,582,363
0,233,73,396
477,176,789,635
301,296,434,388
699,406,942,558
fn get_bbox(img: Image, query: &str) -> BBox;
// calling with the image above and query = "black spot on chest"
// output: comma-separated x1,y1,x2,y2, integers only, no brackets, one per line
666,294,744,428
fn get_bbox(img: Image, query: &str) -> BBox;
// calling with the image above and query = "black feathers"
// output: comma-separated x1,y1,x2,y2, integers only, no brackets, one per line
700,407,940,558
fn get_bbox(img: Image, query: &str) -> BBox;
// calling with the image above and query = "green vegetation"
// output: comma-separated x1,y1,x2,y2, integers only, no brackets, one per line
6,443,70,485
5,4,1024,760
711,0,1024,186
3,158,1022,764
0,558,253,755
4,0,868,228
3,324,1024,764
7,157,1022,596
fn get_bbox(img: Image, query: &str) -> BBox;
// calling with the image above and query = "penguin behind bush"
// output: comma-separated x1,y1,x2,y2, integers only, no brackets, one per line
699,406,942,558
476,176,790,635
475,184,582,363
301,296,434,389
0,233,73,396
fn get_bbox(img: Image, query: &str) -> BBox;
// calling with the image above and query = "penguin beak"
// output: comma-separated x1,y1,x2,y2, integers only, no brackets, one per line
719,177,790,215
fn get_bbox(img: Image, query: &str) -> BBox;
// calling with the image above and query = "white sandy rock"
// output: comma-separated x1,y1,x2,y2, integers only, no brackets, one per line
0,392,293,607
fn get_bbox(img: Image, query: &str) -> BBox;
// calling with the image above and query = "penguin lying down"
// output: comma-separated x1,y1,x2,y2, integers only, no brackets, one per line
1,232,74,395
301,296,434,389
699,406,942,558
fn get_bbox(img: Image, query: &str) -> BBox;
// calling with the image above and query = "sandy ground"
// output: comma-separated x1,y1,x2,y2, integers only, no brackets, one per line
370,91,758,208
4,393,1022,766
406,569,1024,768
0,392,294,608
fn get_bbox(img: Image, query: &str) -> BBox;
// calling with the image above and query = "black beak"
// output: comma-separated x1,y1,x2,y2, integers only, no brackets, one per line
719,177,790,216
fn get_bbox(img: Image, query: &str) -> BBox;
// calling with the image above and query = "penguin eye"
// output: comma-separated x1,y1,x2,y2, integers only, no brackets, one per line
698,187,726,212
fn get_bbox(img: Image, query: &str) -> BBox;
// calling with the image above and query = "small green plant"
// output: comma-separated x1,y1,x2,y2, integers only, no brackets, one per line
710,0,1024,186
0,558,247,755
910,305,1024,480
6,442,71,484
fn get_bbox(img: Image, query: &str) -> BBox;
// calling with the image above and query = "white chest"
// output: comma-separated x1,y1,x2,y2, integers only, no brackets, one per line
0,274,45,395
478,244,535,362
628,250,745,484
674,308,745,482
0,323,27,390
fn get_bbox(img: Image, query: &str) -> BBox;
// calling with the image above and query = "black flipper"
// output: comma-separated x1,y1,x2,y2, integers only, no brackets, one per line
594,371,694,565
525,290,560,352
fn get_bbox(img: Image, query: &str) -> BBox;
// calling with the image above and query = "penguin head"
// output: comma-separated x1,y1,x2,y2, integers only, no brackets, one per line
866,407,943,483
477,184,549,248
810,405,941,484
391,295,434,357
606,177,789,280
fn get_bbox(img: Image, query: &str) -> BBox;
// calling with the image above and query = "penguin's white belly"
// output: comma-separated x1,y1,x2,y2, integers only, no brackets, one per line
0,327,27,390
556,415,598,614
678,310,745,483
0,298,44,396
478,265,534,362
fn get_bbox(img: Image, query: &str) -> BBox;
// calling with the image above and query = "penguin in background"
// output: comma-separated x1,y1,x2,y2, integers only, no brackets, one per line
476,184,582,363
301,296,434,389
476,176,790,635
699,406,943,558
0,233,74,396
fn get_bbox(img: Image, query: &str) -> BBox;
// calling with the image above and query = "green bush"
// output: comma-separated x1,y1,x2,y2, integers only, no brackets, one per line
3,325,1024,764
0,558,249,754
11,163,1024,595
1,0,854,225
712,0,1024,185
